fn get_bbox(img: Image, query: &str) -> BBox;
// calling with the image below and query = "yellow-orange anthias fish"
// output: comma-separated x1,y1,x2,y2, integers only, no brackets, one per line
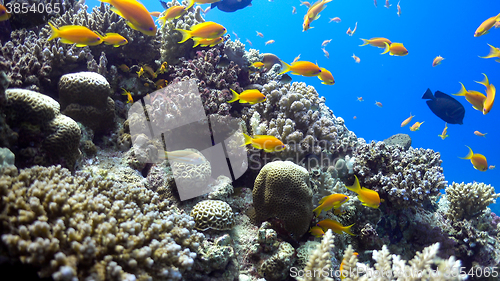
309,226,325,238
158,5,188,25
242,133,285,153
279,60,322,77
102,33,128,47
375,101,383,107
438,123,449,140
453,82,486,112
474,13,500,37
176,21,226,43
346,175,382,209
474,131,487,137
193,36,223,47
340,252,359,279
479,44,500,63
475,73,496,115
228,89,266,104
432,55,444,67
99,0,157,36
460,146,488,171
121,88,133,103
149,11,162,17
382,42,408,56
400,113,414,127
302,0,332,31
329,17,341,23
359,37,392,48
318,67,335,85
0,4,11,21
352,54,360,63
48,23,103,47
410,121,424,131
313,194,349,217
316,219,356,236
251,62,265,68
265,39,275,45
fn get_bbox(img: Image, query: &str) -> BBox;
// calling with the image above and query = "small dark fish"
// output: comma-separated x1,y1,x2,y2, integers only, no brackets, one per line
159,0,169,10
217,57,231,68
279,74,292,84
422,88,465,124
211,0,252,13
262,53,281,72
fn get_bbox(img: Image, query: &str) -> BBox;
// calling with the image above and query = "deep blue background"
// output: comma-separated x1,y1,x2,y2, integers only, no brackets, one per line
88,0,500,213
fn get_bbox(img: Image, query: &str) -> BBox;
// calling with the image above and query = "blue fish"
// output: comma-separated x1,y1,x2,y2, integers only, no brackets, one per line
211,0,252,12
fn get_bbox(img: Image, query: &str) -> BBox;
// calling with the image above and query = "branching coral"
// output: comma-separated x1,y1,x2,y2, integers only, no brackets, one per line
442,182,499,220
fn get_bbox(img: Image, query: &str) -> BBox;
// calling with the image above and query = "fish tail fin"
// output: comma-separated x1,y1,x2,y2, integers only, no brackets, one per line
359,38,369,46
422,88,434,100
312,206,323,217
344,223,356,236
453,82,468,96
480,44,500,59
278,60,291,75
186,0,195,9
228,89,240,103
158,15,167,26
175,29,192,43
345,175,361,194
47,22,60,41
381,42,390,54
242,133,253,146
460,145,474,160
192,37,201,48
98,0,112,3
475,73,490,87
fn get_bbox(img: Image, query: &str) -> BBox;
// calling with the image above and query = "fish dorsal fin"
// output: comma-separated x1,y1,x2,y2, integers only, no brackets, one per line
318,195,329,205
422,88,435,100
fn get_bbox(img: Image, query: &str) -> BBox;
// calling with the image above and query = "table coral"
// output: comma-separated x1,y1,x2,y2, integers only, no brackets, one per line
0,165,204,281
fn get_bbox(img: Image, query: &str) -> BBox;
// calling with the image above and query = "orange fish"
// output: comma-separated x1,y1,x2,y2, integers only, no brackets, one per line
279,60,322,77
400,113,414,127
474,131,487,137
300,1,311,7
316,219,356,236
382,42,408,56
265,39,275,45
251,62,265,68
321,39,332,47
432,55,444,67
353,116,357,119
352,54,360,63
228,89,266,104
155,79,167,89
322,48,329,59
475,73,496,115
156,62,168,74
149,11,161,17
47,23,103,47
357,97,364,102
346,175,382,209
318,67,335,85
102,33,128,47
232,31,239,39
246,39,253,46
143,65,156,78
438,123,448,140
309,226,325,238
340,252,359,279
118,64,130,72
474,13,500,37
176,21,227,43
121,88,133,103
460,146,488,171
360,37,392,48
256,31,264,37
303,0,332,31
313,194,349,217
99,0,157,36
479,44,500,62
410,121,424,131
242,134,285,153
193,36,223,47
347,22,358,36
453,82,486,112
396,1,401,16
292,54,301,63
0,4,11,21
385,0,391,8
489,165,496,170
292,6,297,14
158,5,188,25
329,17,341,23
375,101,383,107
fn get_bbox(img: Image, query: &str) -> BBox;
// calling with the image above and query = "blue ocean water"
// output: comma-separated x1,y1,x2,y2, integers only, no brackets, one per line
88,0,500,212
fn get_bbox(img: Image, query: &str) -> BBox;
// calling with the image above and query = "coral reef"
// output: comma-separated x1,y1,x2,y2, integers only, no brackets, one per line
353,141,446,208
442,181,499,220
298,229,335,281
250,161,313,239
0,165,204,281
190,200,235,231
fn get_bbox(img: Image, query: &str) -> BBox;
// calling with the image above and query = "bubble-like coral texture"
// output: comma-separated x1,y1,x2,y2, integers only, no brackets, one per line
0,165,204,281
251,161,313,238
443,182,499,220
190,200,235,231
353,141,446,208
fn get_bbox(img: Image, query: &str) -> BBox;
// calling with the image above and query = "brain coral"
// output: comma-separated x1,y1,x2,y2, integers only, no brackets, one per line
251,161,313,238
190,200,235,231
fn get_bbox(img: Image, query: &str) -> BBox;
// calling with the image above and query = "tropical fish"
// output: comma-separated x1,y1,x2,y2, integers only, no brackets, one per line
329,17,341,23
432,55,444,67
0,4,11,22
210,0,252,12
474,131,487,137
256,31,264,37
302,0,332,31
292,54,301,63
357,97,364,102
292,6,297,14
313,194,349,217
165,149,206,165
99,0,157,36
396,1,401,16
265,39,275,45
322,48,329,59
381,42,408,56
309,226,325,238
176,21,227,43
246,39,253,46
118,64,130,72
121,88,133,103
374,0,377,7
385,0,391,8
410,121,424,131
251,62,265,68
318,68,335,85
375,101,383,107
279,60,322,77
262,53,281,71
345,175,382,209
352,54,360,63
149,11,162,17
242,133,285,153
422,88,465,124
353,116,357,119
347,22,358,36
47,23,103,47
475,73,496,115
155,79,167,89
474,13,500,37
340,252,359,279
143,65,156,78
232,31,239,39
400,113,414,127
453,82,486,112
137,67,144,77
438,123,448,140
496,21,500,28
316,219,356,236
489,165,496,170
359,37,392,48
479,44,500,62
460,146,488,171
228,89,266,104
156,62,168,74
158,5,189,25
193,36,223,47
300,1,311,8
102,33,128,47
321,39,332,47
